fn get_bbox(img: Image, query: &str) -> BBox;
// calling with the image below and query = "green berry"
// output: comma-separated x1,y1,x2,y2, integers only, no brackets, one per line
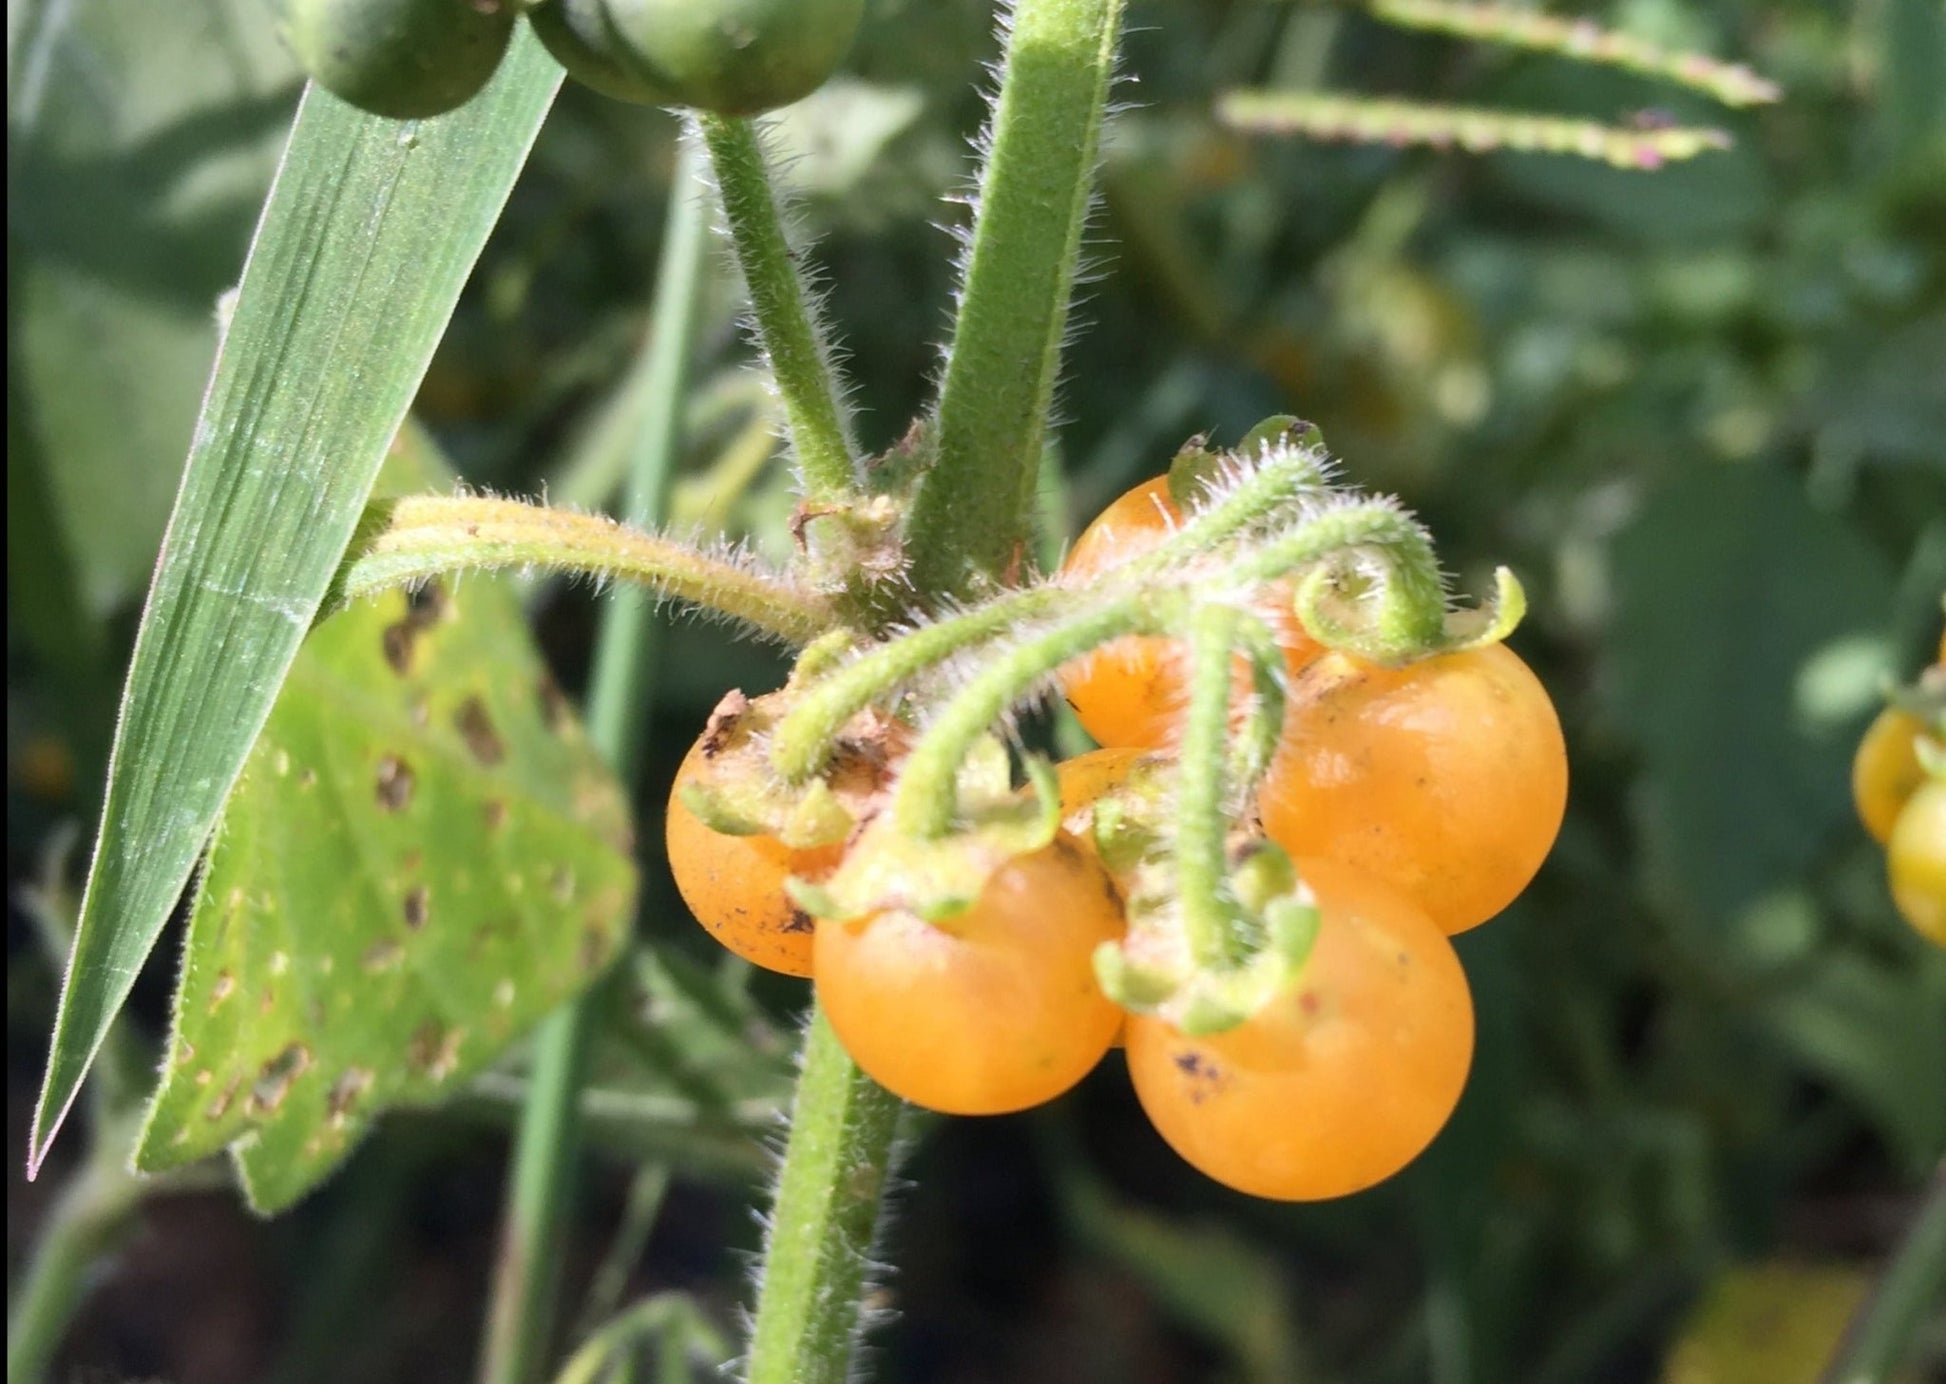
529,0,865,116
284,0,517,121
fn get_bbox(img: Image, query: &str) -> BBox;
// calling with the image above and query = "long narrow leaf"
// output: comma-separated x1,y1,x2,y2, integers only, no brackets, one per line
29,31,563,1174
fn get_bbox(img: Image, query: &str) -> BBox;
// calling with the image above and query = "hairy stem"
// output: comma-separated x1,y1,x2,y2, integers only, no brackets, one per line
478,138,709,1384
1175,606,1246,968
1233,500,1449,656
770,584,1073,783
906,0,1127,597
698,116,857,503
745,1012,904,1384
340,495,831,646
892,594,1175,839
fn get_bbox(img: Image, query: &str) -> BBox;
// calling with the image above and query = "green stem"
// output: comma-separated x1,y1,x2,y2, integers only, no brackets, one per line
6,1116,146,1384
770,585,1072,783
478,138,710,1384
697,117,857,503
770,436,1332,781
745,1011,904,1384
907,0,1127,597
1233,499,1448,656
892,594,1172,839
1224,616,1288,797
340,496,828,646
1820,1163,1946,1384
1176,606,1246,968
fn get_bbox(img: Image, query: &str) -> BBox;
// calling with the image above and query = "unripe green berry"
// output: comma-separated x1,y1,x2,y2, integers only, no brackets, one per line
283,0,516,120
529,0,865,116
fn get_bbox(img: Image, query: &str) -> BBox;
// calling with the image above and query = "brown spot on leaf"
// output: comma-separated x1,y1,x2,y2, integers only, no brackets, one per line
327,1068,374,1127
382,621,416,676
455,696,505,765
405,580,448,625
406,1023,465,1082
298,768,318,789
376,755,415,811
362,940,404,972
538,674,571,732
206,1076,242,1121
403,886,429,930
247,1043,312,1115
483,799,508,831
209,971,236,1011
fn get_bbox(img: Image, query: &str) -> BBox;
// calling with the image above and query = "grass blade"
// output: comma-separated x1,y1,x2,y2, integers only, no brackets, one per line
28,31,563,1176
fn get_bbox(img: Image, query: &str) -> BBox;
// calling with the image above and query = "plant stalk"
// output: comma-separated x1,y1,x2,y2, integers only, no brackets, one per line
744,1012,904,1384
906,0,1127,597
1176,606,1246,967
339,497,828,646
697,116,857,503
892,594,1171,839
478,137,710,1384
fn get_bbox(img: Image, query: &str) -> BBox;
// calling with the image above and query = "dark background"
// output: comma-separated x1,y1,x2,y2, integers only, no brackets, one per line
9,1,1945,1380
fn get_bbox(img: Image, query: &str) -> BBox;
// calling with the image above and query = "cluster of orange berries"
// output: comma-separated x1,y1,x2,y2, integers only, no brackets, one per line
665,473,1568,1201
1851,632,1946,948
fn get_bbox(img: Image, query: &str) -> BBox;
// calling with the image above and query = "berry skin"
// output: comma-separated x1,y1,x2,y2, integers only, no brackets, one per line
1058,476,1315,750
1257,644,1567,935
1888,780,1946,948
815,834,1125,1115
284,0,515,120
1853,707,1930,846
665,736,837,978
529,0,865,115
1125,857,1474,1201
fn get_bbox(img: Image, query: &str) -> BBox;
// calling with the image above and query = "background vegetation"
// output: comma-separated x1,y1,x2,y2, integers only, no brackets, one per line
8,0,1944,1380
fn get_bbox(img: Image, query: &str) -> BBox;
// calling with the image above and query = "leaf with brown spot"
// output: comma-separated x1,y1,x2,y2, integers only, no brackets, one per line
134,427,637,1213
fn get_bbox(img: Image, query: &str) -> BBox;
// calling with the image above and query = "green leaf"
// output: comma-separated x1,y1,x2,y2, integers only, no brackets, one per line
134,428,637,1213
1608,465,1895,921
31,34,563,1174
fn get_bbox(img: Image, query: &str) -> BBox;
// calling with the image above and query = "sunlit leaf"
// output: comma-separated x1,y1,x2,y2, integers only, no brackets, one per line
31,32,563,1171
133,428,636,1213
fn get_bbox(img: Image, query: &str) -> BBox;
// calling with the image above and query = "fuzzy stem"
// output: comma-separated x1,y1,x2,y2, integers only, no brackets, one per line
340,495,831,646
770,585,1073,783
906,0,1127,597
478,140,709,1384
1175,606,1247,967
1233,500,1449,653
1222,616,1288,807
745,1011,903,1384
892,594,1173,839
698,116,857,503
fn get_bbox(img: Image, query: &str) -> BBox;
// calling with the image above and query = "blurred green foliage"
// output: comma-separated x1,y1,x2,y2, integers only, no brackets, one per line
7,0,1944,1381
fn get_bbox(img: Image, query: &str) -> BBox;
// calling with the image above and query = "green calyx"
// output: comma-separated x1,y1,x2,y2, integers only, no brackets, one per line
677,688,898,851
1093,835,1325,1037
787,754,1061,924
